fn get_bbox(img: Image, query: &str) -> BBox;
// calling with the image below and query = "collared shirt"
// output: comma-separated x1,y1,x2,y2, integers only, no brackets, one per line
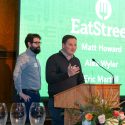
60,49,73,61
13,48,41,93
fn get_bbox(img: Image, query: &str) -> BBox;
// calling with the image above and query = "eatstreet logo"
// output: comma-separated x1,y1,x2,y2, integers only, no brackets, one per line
96,0,112,21
71,0,125,38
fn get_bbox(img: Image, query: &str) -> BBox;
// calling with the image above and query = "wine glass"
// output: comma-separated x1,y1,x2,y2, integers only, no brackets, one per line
10,103,26,125
0,103,8,125
29,102,46,125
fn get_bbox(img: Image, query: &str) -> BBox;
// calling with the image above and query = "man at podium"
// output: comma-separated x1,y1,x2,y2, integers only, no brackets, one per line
46,35,85,125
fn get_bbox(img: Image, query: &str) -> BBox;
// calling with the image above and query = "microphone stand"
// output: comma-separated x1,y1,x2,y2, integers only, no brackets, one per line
92,59,114,84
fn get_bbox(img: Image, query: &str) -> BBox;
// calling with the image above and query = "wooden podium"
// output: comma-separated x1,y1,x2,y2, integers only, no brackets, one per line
54,84,120,125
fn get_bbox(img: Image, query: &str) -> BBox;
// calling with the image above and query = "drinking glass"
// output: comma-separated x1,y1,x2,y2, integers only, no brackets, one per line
10,103,26,125
0,103,8,125
29,102,46,125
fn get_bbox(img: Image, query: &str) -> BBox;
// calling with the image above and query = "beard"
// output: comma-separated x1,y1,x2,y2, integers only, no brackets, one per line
30,47,41,54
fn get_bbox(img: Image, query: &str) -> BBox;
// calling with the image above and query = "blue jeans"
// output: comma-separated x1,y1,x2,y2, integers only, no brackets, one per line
15,89,40,123
48,98,64,125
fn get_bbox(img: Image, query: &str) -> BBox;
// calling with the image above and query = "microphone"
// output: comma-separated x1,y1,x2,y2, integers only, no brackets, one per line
92,59,114,84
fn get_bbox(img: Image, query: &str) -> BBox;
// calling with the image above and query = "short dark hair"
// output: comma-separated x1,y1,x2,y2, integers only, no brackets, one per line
62,35,77,44
25,33,41,48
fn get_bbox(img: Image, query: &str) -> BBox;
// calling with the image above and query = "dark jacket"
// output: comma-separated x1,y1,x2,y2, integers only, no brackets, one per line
46,51,85,97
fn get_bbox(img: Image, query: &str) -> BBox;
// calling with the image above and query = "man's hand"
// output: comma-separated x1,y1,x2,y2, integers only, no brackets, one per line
68,64,80,77
19,92,31,102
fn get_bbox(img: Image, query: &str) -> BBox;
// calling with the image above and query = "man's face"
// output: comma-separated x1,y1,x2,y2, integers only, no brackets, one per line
28,37,41,54
62,38,77,56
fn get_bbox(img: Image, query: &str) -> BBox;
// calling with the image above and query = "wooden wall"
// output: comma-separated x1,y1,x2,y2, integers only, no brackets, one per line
0,0,19,105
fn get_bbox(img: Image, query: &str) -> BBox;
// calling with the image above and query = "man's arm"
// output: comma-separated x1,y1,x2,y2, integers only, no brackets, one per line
13,56,31,102
46,57,69,84
13,56,23,93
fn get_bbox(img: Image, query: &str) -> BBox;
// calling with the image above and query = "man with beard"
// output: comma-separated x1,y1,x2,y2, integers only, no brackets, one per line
13,33,41,122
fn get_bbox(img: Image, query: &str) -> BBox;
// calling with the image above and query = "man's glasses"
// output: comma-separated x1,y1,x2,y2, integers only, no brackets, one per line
32,42,41,44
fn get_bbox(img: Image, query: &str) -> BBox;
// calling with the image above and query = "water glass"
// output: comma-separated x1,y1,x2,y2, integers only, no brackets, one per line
29,102,46,125
0,103,8,125
10,103,26,125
